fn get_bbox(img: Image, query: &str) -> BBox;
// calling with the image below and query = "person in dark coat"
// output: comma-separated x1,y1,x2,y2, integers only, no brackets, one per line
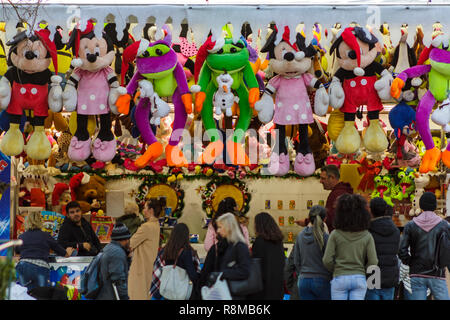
398,192,450,300
216,213,251,300
366,198,400,300
96,223,132,300
57,201,102,256
249,212,285,300
15,211,73,291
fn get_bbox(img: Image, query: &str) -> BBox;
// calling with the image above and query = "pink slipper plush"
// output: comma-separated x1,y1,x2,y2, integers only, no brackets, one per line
68,137,92,161
92,138,117,162
294,153,316,176
267,152,280,175
277,153,290,176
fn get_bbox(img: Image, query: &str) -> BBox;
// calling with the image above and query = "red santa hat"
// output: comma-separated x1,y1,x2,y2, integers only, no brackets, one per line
34,28,58,74
52,183,70,206
120,38,150,85
69,19,96,68
341,27,365,76
193,34,225,85
69,172,90,201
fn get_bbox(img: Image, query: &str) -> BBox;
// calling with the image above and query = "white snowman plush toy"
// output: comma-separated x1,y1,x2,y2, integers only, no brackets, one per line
213,72,239,117
138,80,170,126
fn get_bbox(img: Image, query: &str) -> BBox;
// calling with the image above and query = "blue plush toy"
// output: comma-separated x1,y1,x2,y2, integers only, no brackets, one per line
389,101,416,159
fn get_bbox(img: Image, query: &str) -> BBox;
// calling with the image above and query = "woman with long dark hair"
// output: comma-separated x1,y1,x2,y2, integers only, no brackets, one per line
322,194,378,300
249,212,285,300
128,198,163,300
293,205,332,300
150,223,201,300
204,197,249,252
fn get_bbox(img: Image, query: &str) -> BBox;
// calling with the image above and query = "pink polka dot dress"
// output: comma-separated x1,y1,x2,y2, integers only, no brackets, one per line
73,66,112,115
269,73,314,125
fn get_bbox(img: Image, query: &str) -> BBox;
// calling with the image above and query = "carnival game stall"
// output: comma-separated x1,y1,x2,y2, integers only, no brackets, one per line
0,1,449,298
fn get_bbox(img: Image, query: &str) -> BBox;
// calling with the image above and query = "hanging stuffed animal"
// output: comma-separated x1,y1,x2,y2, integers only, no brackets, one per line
0,28,63,160
255,26,329,176
328,26,393,155
137,80,170,126
172,23,197,87
391,24,417,75
412,25,425,64
63,20,126,163
431,93,450,140
117,24,192,168
391,33,450,173
192,34,260,166
213,72,238,117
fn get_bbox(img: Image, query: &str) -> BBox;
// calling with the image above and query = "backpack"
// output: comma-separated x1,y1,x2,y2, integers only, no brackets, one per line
159,249,193,300
435,230,450,269
80,252,104,299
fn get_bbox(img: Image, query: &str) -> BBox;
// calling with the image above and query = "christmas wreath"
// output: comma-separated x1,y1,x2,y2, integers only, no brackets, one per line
135,174,185,218
198,175,251,218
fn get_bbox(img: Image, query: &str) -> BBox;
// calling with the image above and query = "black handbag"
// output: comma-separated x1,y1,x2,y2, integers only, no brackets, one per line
227,244,263,296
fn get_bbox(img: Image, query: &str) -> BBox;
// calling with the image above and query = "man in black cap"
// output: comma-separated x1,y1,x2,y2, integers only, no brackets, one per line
399,192,450,300
96,223,132,300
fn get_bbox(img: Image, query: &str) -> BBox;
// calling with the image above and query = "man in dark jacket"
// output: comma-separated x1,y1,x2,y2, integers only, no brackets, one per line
96,223,131,300
57,201,102,256
366,197,400,300
319,165,353,231
399,192,450,300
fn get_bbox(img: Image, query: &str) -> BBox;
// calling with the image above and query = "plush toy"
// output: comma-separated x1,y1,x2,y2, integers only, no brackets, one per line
431,93,450,136
192,34,259,166
69,172,106,213
410,173,430,216
51,182,71,215
63,20,126,163
172,23,197,86
213,72,238,117
391,168,416,202
0,28,63,160
19,176,50,208
255,26,329,176
371,174,395,206
412,25,425,65
118,24,192,168
391,33,450,172
328,26,393,155
137,80,170,126
391,24,417,74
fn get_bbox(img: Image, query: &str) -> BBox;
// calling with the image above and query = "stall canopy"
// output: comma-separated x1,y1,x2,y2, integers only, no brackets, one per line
0,1,448,53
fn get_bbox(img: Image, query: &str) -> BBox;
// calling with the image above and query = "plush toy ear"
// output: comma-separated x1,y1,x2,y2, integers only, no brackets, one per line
296,33,317,58
329,36,343,55
260,28,277,59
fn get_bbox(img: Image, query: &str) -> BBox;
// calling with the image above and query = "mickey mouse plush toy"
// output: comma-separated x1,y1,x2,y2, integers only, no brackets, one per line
0,28,62,160
63,20,126,163
329,26,393,155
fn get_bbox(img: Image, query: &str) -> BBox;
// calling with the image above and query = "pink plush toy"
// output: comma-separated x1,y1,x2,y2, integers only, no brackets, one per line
255,26,329,176
63,20,126,163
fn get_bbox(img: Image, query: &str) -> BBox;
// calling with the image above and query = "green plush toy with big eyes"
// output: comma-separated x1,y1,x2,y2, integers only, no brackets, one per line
391,168,416,202
193,36,259,166
371,174,395,206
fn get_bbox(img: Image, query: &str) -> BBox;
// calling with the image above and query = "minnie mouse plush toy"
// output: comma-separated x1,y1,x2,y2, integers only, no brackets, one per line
329,26,393,155
0,28,62,160
63,20,126,163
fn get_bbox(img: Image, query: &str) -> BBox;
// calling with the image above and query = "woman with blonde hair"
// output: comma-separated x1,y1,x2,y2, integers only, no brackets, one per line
293,205,332,300
128,198,163,300
215,212,251,300
15,211,73,290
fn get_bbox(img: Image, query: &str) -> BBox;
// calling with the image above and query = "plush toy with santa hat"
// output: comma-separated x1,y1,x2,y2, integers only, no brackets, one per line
51,182,71,215
328,26,393,155
62,20,127,163
0,28,63,160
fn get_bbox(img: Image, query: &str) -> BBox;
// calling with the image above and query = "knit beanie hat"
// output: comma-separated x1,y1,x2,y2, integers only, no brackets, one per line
111,223,131,241
419,192,437,211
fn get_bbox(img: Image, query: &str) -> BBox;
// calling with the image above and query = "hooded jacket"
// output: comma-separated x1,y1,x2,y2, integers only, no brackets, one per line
325,182,354,232
293,226,331,280
322,229,378,278
399,211,450,278
368,216,400,288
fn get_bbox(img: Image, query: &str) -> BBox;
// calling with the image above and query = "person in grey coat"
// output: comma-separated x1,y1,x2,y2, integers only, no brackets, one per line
293,205,332,300
96,223,132,300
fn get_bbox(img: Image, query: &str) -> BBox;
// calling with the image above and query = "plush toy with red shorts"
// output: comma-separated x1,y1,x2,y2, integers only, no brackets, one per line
328,26,393,155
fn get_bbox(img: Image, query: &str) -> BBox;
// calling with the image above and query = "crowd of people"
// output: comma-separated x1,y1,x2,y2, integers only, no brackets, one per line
13,164,450,300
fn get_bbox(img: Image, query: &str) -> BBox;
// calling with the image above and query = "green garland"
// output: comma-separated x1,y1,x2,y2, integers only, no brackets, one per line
199,175,251,218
